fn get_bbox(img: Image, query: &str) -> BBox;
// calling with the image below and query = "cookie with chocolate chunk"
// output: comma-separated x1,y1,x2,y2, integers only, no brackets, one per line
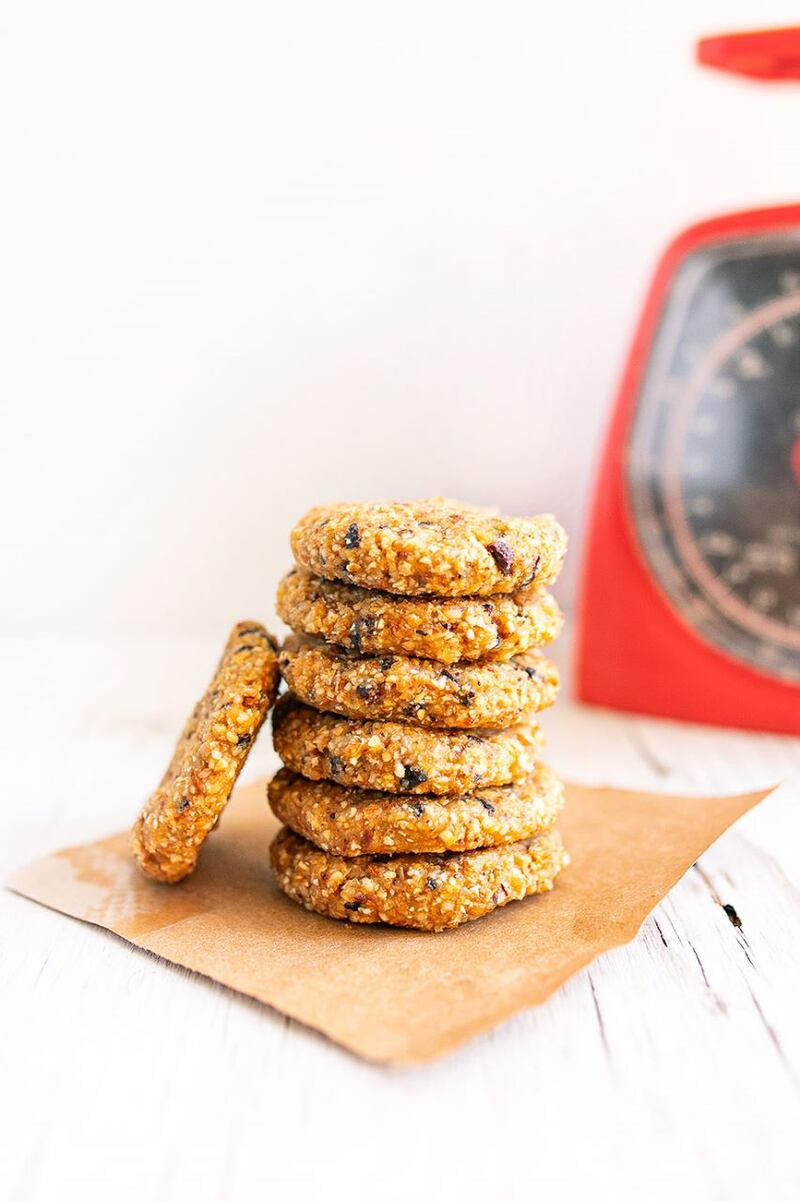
268,763,564,856
278,635,559,729
276,569,563,665
131,621,280,883
270,825,568,930
290,498,567,597
272,695,544,795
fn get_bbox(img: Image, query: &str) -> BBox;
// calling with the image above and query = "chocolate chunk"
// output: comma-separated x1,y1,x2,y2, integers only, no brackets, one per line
344,899,363,911
409,800,425,816
236,733,252,747
329,753,345,778
487,538,514,575
426,877,438,890
356,683,374,701
344,522,361,549
458,688,475,707
399,765,428,791
522,665,540,680
478,798,496,814
350,614,376,653
379,657,395,671
177,797,192,813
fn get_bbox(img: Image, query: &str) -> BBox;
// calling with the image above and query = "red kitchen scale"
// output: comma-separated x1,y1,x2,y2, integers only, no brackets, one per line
576,28,800,735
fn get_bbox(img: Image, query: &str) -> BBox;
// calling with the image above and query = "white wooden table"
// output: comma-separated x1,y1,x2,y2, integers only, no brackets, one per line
2,632,799,1201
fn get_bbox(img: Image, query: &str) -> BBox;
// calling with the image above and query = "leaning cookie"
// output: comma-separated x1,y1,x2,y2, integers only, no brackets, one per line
290,498,567,597
268,764,564,855
270,826,568,930
131,621,280,883
276,569,564,665
272,695,544,794
278,636,560,729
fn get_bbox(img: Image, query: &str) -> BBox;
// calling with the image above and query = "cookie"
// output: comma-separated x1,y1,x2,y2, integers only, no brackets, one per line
272,695,544,794
278,635,560,729
290,498,567,597
131,621,280,883
270,826,568,930
276,569,563,665
268,763,565,855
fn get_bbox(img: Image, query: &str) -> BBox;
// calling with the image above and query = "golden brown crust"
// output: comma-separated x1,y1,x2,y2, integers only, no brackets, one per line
270,825,568,930
276,569,564,665
268,764,564,855
290,499,567,597
130,622,280,883
272,695,544,795
278,635,559,729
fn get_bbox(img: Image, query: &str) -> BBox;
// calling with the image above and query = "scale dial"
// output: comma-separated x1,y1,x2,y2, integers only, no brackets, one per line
628,235,800,682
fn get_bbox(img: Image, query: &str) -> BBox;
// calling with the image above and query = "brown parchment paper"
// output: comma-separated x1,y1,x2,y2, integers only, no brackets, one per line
8,778,773,1065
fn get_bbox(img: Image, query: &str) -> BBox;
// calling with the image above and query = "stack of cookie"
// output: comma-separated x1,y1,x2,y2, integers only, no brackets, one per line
269,498,569,931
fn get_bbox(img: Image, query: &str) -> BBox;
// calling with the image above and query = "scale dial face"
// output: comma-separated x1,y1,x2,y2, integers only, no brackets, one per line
627,234,800,683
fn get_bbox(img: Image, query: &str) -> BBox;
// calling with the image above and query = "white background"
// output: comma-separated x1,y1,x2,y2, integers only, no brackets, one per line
3,0,800,637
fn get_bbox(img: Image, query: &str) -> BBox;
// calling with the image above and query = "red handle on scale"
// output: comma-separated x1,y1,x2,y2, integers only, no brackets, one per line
697,26,800,81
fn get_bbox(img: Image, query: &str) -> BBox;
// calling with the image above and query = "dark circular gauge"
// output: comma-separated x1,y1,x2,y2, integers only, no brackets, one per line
627,237,800,683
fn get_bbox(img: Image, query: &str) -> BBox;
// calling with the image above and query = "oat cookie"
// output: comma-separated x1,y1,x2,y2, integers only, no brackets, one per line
270,825,568,930
278,636,559,729
276,569,563,665
272,695,544,794
290,499,567,597
131,621,280,883
268,763,564,856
